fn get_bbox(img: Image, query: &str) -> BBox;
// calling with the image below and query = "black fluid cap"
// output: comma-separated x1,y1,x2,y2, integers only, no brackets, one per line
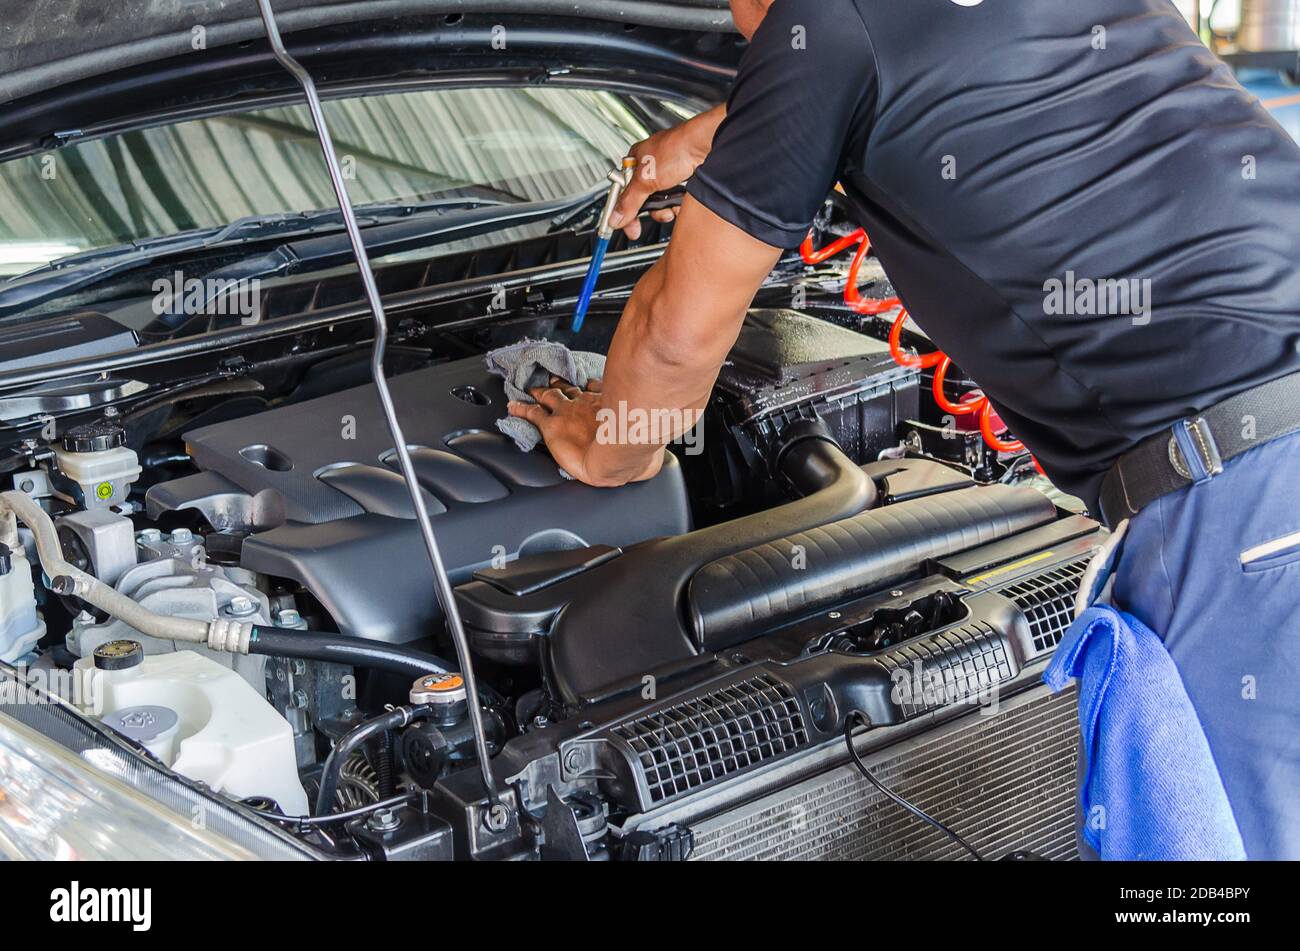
93,639,144,671
61,419,127,453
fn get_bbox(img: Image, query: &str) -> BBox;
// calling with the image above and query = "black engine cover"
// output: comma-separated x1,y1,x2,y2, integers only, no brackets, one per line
155,358,690,643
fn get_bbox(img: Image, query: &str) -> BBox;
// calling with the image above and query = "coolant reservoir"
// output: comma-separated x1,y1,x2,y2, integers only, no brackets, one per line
75,640,309,815
0,541,45,663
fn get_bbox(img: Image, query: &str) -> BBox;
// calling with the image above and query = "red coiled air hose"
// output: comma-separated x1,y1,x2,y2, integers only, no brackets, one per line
801,227,1033,462
799,228,865,264
931,357,979,416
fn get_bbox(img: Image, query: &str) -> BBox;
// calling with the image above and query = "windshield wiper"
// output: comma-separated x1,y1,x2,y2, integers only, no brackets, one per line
25,195,511,274
0,194,519,318
139,188,609,324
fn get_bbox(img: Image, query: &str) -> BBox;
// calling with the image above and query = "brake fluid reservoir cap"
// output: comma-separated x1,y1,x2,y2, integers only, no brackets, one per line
104,705,179,744
61,419,127,454
93,639,144,671
410,672,467,706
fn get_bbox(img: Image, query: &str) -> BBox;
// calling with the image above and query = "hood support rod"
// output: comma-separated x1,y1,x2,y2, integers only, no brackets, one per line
253,0,508,822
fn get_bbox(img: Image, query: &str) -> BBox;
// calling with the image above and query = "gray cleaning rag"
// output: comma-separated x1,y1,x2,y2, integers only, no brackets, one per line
484,338,606,454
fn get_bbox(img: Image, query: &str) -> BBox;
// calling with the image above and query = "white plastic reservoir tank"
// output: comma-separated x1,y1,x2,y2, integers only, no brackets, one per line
75,641,309,816
0,540,45,663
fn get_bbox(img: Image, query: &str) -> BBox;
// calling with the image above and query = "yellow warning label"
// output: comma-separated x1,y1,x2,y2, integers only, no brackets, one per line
95,482,114,500
967,550,1056,586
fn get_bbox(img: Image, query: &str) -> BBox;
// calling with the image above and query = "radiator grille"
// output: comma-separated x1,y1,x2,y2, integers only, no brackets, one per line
611,675,808,805
689,686,1078,861
874,620,1014,719
998,558,1091,655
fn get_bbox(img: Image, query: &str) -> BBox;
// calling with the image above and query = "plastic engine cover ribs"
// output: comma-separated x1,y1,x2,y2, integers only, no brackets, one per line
148,358,690,644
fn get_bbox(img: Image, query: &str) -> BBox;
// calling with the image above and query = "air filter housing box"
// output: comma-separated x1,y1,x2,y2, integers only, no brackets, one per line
696,309,919,509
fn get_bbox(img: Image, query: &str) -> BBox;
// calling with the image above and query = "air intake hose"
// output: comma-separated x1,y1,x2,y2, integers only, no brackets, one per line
688,483,1059,650
546,418,879,704
683,417,878,554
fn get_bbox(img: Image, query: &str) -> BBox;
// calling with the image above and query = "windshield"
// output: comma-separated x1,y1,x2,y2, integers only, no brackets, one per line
0,86,662,277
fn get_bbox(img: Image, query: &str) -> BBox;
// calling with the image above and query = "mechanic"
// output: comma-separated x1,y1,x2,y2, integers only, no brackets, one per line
508,0,1300,859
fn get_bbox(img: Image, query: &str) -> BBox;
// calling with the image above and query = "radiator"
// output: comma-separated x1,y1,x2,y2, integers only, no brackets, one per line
689,685,1079,861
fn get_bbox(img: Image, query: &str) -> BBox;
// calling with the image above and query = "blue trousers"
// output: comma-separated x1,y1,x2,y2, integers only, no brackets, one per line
1111,430,1300,859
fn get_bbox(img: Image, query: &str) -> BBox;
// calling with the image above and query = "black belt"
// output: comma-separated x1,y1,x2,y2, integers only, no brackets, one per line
1098,370,1300,527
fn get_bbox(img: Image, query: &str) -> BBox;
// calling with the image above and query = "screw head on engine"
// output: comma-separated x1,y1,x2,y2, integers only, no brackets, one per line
275,608,307,630
366,807,402,833
226,595,257,617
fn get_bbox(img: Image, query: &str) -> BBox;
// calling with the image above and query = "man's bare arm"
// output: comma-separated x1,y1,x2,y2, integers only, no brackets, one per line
508,194,781,486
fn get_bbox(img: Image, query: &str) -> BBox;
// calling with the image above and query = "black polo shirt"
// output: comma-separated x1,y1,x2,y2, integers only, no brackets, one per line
688,0,1300,510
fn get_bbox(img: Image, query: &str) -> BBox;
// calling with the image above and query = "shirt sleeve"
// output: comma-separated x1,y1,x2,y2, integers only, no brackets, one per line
687,0,877,249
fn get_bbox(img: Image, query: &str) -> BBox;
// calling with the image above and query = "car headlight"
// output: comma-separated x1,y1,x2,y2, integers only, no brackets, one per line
0,666,315,860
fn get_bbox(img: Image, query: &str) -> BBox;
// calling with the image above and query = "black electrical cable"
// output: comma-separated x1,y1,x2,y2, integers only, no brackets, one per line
315,705,434,817
262,792,420,827
843,711,985,861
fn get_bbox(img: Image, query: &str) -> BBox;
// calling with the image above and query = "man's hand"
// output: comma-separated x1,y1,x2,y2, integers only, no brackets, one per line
516,197,782,488
610,104,726,240
507,378,664,487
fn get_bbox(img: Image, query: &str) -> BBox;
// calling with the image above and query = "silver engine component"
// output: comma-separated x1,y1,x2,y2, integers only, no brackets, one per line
66,526,271,689
48,507,353,770
56,508,137,587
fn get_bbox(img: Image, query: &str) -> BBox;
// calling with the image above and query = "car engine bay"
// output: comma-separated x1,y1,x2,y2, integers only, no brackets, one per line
0,210,1104,859
0,0,1105,851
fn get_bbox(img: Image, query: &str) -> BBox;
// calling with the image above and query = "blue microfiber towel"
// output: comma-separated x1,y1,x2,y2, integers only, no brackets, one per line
1044,605,1246,860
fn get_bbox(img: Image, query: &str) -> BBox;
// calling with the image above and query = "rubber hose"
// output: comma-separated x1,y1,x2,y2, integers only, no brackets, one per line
774,418,880,511
248,626,454,680
0,491,211,644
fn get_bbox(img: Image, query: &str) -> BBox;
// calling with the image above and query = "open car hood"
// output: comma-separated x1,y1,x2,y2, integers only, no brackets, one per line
0,0,739,159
